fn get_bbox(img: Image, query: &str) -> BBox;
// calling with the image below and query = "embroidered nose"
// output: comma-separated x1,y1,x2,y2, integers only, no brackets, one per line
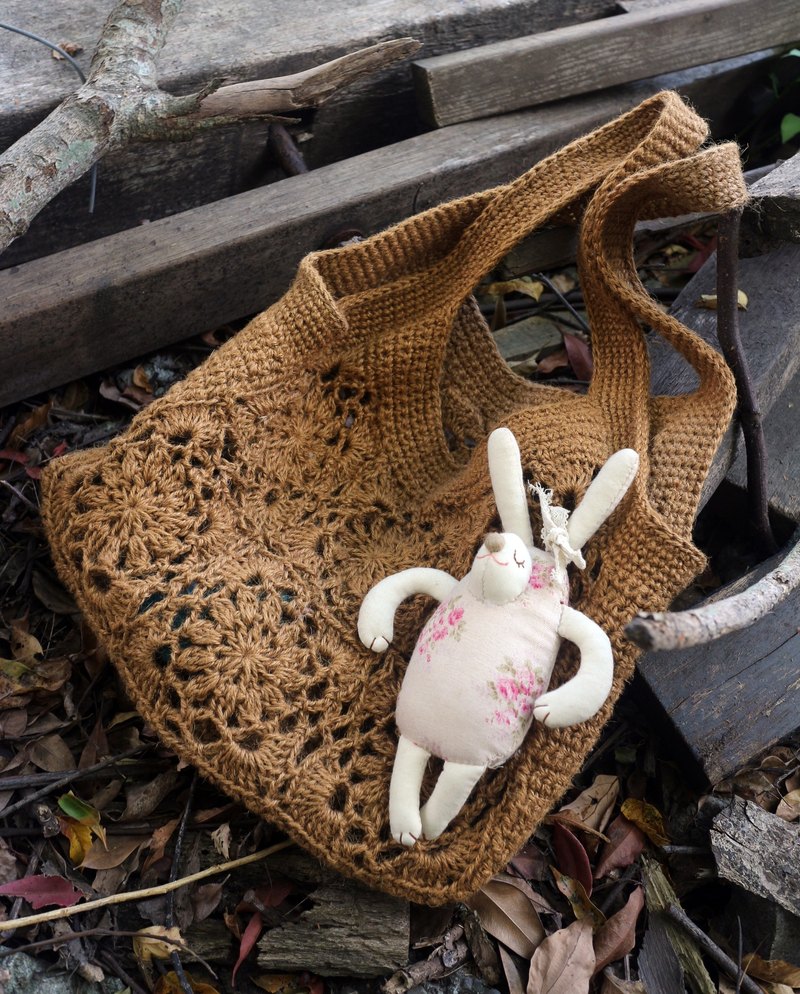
484,533,505,553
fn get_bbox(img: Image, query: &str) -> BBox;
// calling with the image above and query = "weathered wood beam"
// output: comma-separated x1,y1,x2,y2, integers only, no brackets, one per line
636,544,800,782
742,148,800,250
0,83,686,408
413,0,800,126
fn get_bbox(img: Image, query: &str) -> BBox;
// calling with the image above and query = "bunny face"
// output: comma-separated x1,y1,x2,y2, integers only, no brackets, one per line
465,531,533,605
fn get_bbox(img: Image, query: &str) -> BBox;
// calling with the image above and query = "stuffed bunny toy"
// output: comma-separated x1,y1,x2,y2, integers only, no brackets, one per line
358,428,639,846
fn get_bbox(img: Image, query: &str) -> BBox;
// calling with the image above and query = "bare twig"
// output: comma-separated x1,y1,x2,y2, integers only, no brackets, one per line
166,772,197,994
0,839,293,932
625,531,800,650
268,123,309,177
0,746,145,821
716,208,777,555
664,903,764,994
0,0,418,253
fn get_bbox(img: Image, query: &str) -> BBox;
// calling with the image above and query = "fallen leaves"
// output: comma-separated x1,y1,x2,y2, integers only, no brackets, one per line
559,775,620,834
594,816,647,879
592,888,645,973
527,919,595,994
619,799,670,847
696,289,749,310
134,925,184,989
57,791,107,865
467,875,545,958
0,873,84,909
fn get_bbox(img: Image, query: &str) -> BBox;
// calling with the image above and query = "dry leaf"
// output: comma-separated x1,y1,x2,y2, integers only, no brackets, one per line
508,842,549,881
619,799,669,846
0,838,18,885
558,771,620,828
562,332,593,381
232,911,263,986
696,290,748,310
498,944,528,994
490,871,556,914
600,973,646,994
142,816,180,873
122,771,179,820
467,876,545,958
484,277,545,301
536,348,570,375
527,919,595,994
80,835,143,870
51,39,84,59
192,881,225,922
594,815,647,878
155,972,221,994
549,272,576,294
552,822,593,895
742,953,800,986
135,925,184,990
211,822,232,859
0,874,84,909
551,868,605,927
592,887,645,973
775,788,800,821
29,734,76,773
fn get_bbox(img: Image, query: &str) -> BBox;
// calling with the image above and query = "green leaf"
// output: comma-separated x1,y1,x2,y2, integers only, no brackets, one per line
781,113,800,145
58,791,99,824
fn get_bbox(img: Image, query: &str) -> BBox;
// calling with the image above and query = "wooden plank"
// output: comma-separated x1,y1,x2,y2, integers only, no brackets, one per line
727,367,800,523
636,546,800,783
650,241,800,507
711,797,800,918
412,0,800,127
742,148,800,251
0,0,612,267
0,72,732,409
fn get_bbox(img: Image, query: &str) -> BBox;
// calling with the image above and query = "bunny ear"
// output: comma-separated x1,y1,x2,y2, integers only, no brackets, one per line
487,428,535,549
566,448,640,551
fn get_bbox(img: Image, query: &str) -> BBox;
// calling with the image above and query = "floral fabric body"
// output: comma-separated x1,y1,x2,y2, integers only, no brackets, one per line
395,554,569,767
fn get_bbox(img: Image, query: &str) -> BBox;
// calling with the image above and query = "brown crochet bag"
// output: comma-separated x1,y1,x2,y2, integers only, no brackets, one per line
42,91,746,904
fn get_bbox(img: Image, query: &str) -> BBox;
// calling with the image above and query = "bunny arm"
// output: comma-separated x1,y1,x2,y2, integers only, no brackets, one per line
532,606,613,728
566,448,639,551
487,427,535,549
358,568,458,653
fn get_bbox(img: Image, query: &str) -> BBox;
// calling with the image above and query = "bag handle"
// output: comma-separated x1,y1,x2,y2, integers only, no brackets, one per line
578,145,747,512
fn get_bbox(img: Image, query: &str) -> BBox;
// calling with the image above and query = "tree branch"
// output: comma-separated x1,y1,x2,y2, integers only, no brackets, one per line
0,0,419,253
625,531,800,650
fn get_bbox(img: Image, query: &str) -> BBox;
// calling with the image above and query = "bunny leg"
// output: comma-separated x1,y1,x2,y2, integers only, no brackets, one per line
390,735,430,846
420,760,486,840
566,449,639,551
488,428,535,548
533,606,613,728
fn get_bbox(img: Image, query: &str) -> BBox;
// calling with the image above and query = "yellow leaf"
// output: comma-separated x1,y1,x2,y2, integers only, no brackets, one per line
133,925,183,963
696,290,748,310
551,867,606,928
154,970,221,994
483,277,545,301
59,817,93,865
252,974,306,994
620,798,670,846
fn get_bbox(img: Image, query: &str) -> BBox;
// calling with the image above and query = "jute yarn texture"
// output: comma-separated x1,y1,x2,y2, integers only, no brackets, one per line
41,91,747,905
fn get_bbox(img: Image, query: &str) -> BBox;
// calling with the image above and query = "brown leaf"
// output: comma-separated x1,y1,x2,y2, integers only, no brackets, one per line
122,771,179,820
9,621,43,661
79,719,110,769
484,277,545,301
619,799,669,846
9,401,50,448
498,944,528,994
32,570,79,615
552,822,593,895
80,835,143,870
192,881,225,922
51,39,84,59
142,816,180,873
560,777,619,834
594,816,647,879
742,953,800,986
536,348,569,375
551,868,605,927
600,974,646,994
134,926,184,990
29,734,76,773
527,919,595,994
211,822,232,859
0,838,19,885
508,842,549,881
562,333,593,381
467,877,545,958
592,887,645,973
775,788,800,821
491,871,556,914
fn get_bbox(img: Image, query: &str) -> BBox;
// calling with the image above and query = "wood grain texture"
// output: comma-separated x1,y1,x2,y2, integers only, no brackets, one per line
651,241,800,507
0,0,612,266
636,547,800,783
711,797,800,917
0,82,692,408
742,148,800,251
727,367,800,523
413,0,800,126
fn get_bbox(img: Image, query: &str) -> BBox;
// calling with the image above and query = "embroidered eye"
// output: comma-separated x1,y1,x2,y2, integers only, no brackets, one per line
513,550,525,569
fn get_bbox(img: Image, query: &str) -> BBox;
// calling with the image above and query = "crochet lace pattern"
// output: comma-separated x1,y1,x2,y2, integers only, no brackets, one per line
41,92,747,904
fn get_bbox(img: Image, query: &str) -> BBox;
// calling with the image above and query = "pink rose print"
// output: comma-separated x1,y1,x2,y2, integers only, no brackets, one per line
415,595,466,664
528,561,555,590
487,658,545,730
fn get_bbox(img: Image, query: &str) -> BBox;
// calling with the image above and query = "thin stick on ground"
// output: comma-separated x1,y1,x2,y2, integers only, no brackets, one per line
0,746,146,821
664,904,764,994
625,530,800,650
0,839,293,932
166,772,198,994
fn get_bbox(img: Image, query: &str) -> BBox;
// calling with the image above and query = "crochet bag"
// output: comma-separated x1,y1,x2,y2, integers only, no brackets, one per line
42,91,746,904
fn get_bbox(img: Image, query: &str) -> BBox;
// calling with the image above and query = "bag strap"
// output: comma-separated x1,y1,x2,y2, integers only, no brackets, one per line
578,146,747,519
